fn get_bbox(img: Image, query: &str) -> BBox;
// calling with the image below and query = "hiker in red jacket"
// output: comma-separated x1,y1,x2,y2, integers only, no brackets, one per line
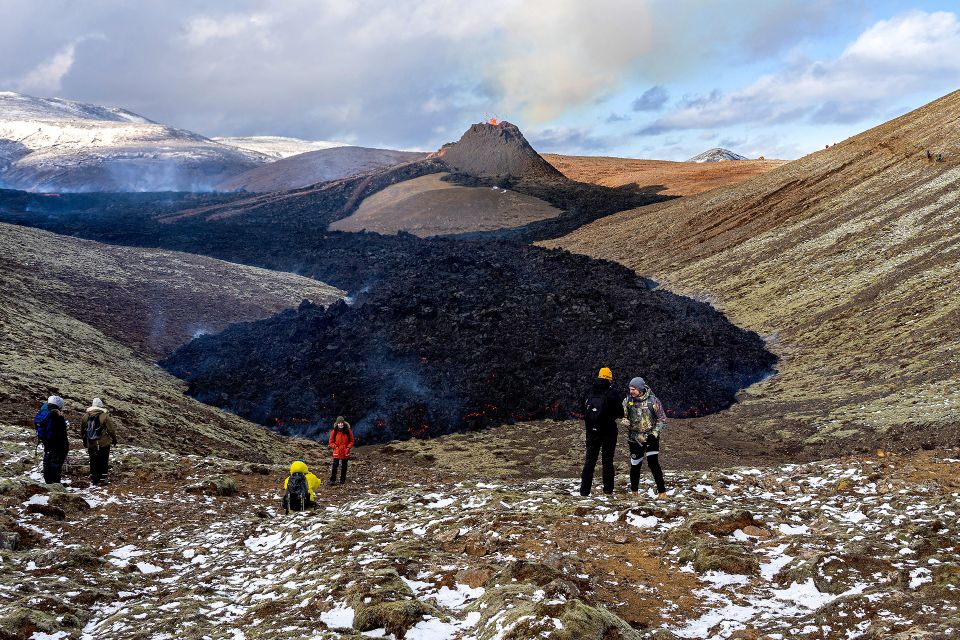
328,416,354,485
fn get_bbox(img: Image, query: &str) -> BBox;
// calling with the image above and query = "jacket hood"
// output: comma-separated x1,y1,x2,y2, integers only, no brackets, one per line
290,460,308,474
86,406,108,416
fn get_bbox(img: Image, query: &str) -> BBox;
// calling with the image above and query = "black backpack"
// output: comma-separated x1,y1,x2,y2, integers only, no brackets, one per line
85,414,104,445
285,472,310,513
584,389,609,432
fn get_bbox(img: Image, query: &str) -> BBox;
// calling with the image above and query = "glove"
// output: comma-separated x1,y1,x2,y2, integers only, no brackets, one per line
618,418,630,428
636,433,648,444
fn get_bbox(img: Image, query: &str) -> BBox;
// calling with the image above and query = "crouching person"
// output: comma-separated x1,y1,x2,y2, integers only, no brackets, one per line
82,398,118,486
282,460,321,513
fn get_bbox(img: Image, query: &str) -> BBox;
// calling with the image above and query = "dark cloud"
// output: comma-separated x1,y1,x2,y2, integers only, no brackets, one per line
632,85,669,111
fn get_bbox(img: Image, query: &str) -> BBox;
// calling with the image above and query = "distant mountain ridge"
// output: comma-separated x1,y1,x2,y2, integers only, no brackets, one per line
687,147,749,162
213,136,348,159
0,92,268,192
218,146,427,192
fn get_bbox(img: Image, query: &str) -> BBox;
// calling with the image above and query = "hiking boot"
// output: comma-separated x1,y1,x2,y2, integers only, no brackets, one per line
630,490,639,496
658,492,668,500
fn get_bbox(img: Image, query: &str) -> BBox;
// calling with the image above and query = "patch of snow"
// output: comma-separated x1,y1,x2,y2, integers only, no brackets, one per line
320,604,355,628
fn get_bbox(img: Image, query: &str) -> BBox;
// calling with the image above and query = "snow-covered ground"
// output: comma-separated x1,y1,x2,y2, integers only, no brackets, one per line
2,421,958,639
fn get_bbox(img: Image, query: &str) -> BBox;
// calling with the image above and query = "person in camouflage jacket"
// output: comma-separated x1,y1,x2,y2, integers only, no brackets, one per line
621,376,668,498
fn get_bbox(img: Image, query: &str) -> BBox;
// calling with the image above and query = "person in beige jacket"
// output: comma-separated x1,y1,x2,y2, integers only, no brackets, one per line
81,398,118,486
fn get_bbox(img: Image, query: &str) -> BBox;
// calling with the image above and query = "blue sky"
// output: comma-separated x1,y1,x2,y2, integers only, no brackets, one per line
2,0,959,160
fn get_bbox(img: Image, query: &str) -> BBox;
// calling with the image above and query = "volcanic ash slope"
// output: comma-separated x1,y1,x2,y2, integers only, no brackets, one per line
0,222,341,460
544,88,960,456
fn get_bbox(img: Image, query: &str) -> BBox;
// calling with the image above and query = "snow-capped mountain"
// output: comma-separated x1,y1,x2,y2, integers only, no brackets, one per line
213,135,348,159
687,147,750,162
0,92,270,192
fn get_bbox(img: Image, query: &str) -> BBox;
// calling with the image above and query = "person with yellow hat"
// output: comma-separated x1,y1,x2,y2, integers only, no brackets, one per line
282,460,322,513
579,367,622,496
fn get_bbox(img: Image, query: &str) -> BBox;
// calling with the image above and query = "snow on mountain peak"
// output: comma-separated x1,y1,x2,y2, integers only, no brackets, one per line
687,147,750,162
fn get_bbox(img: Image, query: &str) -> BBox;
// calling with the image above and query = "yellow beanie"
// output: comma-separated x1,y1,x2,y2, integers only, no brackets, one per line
598,367,613,381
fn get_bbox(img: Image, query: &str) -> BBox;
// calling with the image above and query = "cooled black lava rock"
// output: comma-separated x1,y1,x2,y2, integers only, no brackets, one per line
162,243,776,444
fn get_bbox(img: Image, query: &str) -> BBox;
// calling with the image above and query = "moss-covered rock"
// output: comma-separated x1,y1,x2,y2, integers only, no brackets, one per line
185,474,238,496
0,607,59,640
344,567,441,637
678,539,759,575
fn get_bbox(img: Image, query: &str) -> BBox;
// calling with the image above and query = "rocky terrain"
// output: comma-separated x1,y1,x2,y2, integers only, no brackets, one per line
546,89,960,458
0,92,268,192
1,419,957,640
543,155,785,197
218,147,428,193
686,149,750,163
0,221,341,460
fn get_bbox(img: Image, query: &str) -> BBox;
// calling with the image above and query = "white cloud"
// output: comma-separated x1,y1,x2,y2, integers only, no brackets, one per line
640,10,960,134
182,13,276,47
16,43,77,94
491,0,654,122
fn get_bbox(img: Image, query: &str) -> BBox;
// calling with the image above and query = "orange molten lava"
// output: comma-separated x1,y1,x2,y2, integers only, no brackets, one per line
488,117,498,125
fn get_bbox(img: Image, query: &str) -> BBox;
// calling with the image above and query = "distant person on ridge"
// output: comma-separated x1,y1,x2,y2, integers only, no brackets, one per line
81,398,118,486
282,460,321,513
579,367,623,497
328,416,354,485
621,377,668,498
35,395,69,484
927,150,933,161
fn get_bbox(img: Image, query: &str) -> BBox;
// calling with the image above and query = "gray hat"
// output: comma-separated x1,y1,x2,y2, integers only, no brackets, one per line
47,395,64,409
91,398,105,408
629,377,647,390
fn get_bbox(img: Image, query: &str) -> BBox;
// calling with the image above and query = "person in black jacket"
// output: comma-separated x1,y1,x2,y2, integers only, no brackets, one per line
579,367,623,496
40,395,70,484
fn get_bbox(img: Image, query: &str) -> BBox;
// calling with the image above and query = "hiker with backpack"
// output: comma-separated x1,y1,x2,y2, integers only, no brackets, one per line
579,367,623,496
81,398,118,486
328,416,354,485
35,395,69,484
621,377,668,499
282,460,321,513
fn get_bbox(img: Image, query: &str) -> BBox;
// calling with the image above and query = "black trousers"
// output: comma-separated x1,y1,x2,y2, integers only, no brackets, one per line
330,459,348,483
629,437,665,494
43,447,67,484
580,428,617,496
88,445,111,485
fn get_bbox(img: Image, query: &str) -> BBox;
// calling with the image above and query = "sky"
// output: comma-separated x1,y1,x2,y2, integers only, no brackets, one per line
2,0,960,160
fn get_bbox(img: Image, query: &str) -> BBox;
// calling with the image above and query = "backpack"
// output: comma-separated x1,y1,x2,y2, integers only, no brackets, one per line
85,414,104,445
584,389,609,432
34,404,53,443
285,472,310,513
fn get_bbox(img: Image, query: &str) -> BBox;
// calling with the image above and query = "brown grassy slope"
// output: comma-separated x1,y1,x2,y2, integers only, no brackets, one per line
543,90,960,457
0,223,341,461
543,154,786,196
329,172,560,237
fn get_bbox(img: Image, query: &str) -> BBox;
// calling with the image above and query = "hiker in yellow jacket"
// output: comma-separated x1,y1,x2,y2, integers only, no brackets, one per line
282,460,321,512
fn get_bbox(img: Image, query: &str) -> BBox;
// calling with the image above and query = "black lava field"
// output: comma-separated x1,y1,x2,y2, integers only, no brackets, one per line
160,241,775,443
